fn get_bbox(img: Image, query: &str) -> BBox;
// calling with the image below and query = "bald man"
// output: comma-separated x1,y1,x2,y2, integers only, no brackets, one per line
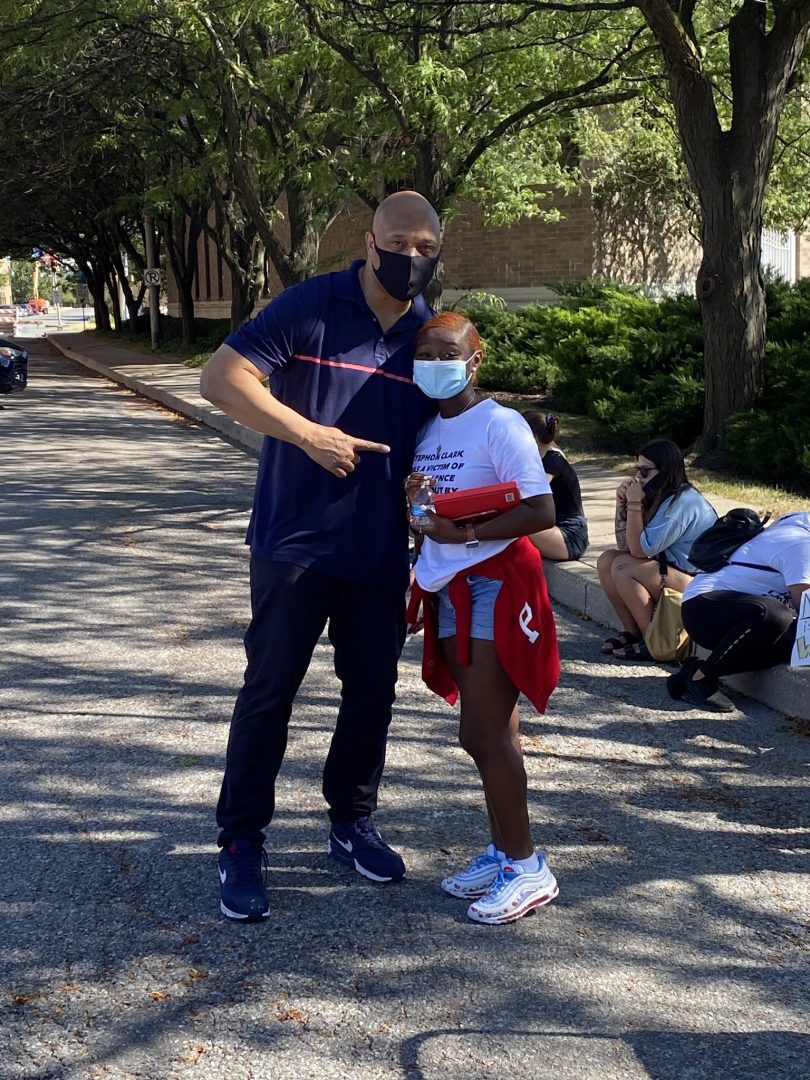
201,192,441,920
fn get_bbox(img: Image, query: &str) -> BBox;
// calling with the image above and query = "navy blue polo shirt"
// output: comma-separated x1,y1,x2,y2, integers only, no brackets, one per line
224,261,435,587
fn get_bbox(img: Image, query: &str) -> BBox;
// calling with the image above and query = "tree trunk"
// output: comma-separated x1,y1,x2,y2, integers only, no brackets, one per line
110,231,147,327
106,268,123,332
89,278,110,331
228,242,264,330
268,183,324,287
414,137,447,309
697,200,765,443
204,189,264,330
638,0,810,451
163,211,202,347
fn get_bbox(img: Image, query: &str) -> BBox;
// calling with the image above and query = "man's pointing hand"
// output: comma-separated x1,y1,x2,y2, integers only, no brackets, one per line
301,424,390,478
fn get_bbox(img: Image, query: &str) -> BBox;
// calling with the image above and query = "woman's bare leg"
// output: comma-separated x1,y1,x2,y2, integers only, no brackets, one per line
530,527,571,562
597,548,641,634
611,557,692,633
443,636,532,860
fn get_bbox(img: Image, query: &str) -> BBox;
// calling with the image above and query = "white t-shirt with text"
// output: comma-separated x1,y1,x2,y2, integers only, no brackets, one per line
412,399,551,592
683,512,810,608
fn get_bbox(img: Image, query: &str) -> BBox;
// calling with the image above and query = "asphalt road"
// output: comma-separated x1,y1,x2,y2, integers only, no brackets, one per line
1,344,808,1080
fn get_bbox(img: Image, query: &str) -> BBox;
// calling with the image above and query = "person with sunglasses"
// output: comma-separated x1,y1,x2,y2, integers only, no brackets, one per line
596,439,716,660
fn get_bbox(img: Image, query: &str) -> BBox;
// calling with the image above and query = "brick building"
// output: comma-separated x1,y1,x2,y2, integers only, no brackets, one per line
166,187,809,318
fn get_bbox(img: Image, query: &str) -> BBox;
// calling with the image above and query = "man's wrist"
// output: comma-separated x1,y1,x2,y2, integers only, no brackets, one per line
292,418,318,451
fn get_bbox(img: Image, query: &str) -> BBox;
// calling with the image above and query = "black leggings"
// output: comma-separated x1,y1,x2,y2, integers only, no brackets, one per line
681,591,797,677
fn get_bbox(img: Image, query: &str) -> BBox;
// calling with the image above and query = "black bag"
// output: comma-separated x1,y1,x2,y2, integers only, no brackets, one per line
687,508,773,573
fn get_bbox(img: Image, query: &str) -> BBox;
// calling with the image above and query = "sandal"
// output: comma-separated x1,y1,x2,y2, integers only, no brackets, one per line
601,631,641,655
612,640,654,662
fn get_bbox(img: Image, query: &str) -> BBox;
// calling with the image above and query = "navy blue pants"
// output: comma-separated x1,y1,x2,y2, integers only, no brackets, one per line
216,559,406,846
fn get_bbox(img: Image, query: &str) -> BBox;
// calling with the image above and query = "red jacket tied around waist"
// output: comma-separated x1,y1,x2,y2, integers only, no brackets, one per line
406,536,560,713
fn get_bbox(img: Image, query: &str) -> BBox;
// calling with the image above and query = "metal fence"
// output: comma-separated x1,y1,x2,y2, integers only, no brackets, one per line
761,228,796,283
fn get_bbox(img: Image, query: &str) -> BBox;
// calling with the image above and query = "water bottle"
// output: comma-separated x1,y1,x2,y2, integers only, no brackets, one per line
409,478,435,531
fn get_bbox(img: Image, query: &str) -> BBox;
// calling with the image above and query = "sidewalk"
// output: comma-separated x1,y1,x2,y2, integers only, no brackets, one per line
49,332,810,720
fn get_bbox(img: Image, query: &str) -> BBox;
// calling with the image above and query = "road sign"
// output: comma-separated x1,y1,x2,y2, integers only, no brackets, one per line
52,288,62,306
143,268,162,287
76,284,89,303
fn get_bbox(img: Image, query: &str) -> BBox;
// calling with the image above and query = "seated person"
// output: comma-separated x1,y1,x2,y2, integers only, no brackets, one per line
671,511,810,712
597,439,716,660
524,411,589,561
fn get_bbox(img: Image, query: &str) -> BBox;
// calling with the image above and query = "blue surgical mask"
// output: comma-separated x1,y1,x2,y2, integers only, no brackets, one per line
413,356,474,399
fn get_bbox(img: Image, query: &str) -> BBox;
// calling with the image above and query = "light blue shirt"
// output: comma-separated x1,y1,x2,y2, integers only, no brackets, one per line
640,486,717,573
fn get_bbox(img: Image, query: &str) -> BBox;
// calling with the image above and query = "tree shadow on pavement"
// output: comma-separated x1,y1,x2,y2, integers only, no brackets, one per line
2,355,808,1079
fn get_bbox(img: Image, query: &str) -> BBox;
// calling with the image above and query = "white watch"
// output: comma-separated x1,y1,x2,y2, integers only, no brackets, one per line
465,524,479,549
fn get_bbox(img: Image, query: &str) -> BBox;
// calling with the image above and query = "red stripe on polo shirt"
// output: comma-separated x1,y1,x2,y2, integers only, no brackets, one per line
293,353,414,385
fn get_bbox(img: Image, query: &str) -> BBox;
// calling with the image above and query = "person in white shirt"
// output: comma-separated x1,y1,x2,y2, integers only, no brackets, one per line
405,311,559,925
670,512,810,711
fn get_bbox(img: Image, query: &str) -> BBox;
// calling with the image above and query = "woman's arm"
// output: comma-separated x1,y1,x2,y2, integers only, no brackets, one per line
418,494,555,545
614,478,630,551
624,479,646,557
615,502,630,552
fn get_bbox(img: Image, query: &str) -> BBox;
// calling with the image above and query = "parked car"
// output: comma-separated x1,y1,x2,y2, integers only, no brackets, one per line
0,338,28,394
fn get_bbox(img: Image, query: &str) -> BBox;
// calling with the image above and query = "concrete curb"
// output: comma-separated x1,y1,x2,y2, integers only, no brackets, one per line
49,335,810,722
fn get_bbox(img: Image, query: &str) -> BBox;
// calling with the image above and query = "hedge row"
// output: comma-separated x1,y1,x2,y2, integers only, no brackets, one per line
456,278,810,490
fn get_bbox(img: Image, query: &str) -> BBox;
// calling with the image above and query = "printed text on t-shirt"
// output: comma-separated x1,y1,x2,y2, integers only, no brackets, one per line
413,448,467,492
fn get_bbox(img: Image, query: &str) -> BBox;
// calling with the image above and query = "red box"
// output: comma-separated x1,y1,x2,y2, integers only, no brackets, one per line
432,482,520,524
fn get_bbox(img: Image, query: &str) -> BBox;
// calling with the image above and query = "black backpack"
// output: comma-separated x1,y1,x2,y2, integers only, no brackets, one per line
688,508,775,574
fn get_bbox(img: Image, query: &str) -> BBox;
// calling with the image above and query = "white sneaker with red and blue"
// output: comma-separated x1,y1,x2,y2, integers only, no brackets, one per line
467,855,558,924
441,843,503,899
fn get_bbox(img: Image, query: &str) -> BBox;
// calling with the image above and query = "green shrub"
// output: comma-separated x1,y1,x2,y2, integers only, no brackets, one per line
724,339,810,490
457,283,703,445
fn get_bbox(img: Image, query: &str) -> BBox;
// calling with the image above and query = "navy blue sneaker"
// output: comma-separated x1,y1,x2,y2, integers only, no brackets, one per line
218,839,269,921
328,816,405,882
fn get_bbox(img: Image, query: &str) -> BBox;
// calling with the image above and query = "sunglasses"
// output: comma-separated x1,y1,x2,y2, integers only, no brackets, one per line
636,465,658,478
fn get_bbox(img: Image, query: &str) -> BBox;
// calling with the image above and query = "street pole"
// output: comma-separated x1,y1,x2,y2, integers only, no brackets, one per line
52,270,63,329
144,214,161,350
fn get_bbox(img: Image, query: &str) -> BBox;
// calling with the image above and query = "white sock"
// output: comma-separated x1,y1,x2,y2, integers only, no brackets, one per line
507,852,540,874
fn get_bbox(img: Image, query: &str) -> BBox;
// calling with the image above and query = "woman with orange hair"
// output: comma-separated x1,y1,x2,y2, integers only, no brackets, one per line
405,312,560,925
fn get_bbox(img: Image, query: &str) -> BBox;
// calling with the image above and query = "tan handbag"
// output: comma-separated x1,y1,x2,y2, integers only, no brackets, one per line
645,557,691,663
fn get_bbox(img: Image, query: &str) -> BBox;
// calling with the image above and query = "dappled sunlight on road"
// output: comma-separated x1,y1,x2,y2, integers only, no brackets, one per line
1,347,807,1080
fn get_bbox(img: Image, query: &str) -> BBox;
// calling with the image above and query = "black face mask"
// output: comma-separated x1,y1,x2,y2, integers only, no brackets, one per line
643,474,664,498
371,240,440,301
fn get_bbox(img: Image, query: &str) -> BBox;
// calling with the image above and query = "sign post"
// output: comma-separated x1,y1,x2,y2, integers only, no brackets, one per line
52,284,63,329
143,215,161,351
